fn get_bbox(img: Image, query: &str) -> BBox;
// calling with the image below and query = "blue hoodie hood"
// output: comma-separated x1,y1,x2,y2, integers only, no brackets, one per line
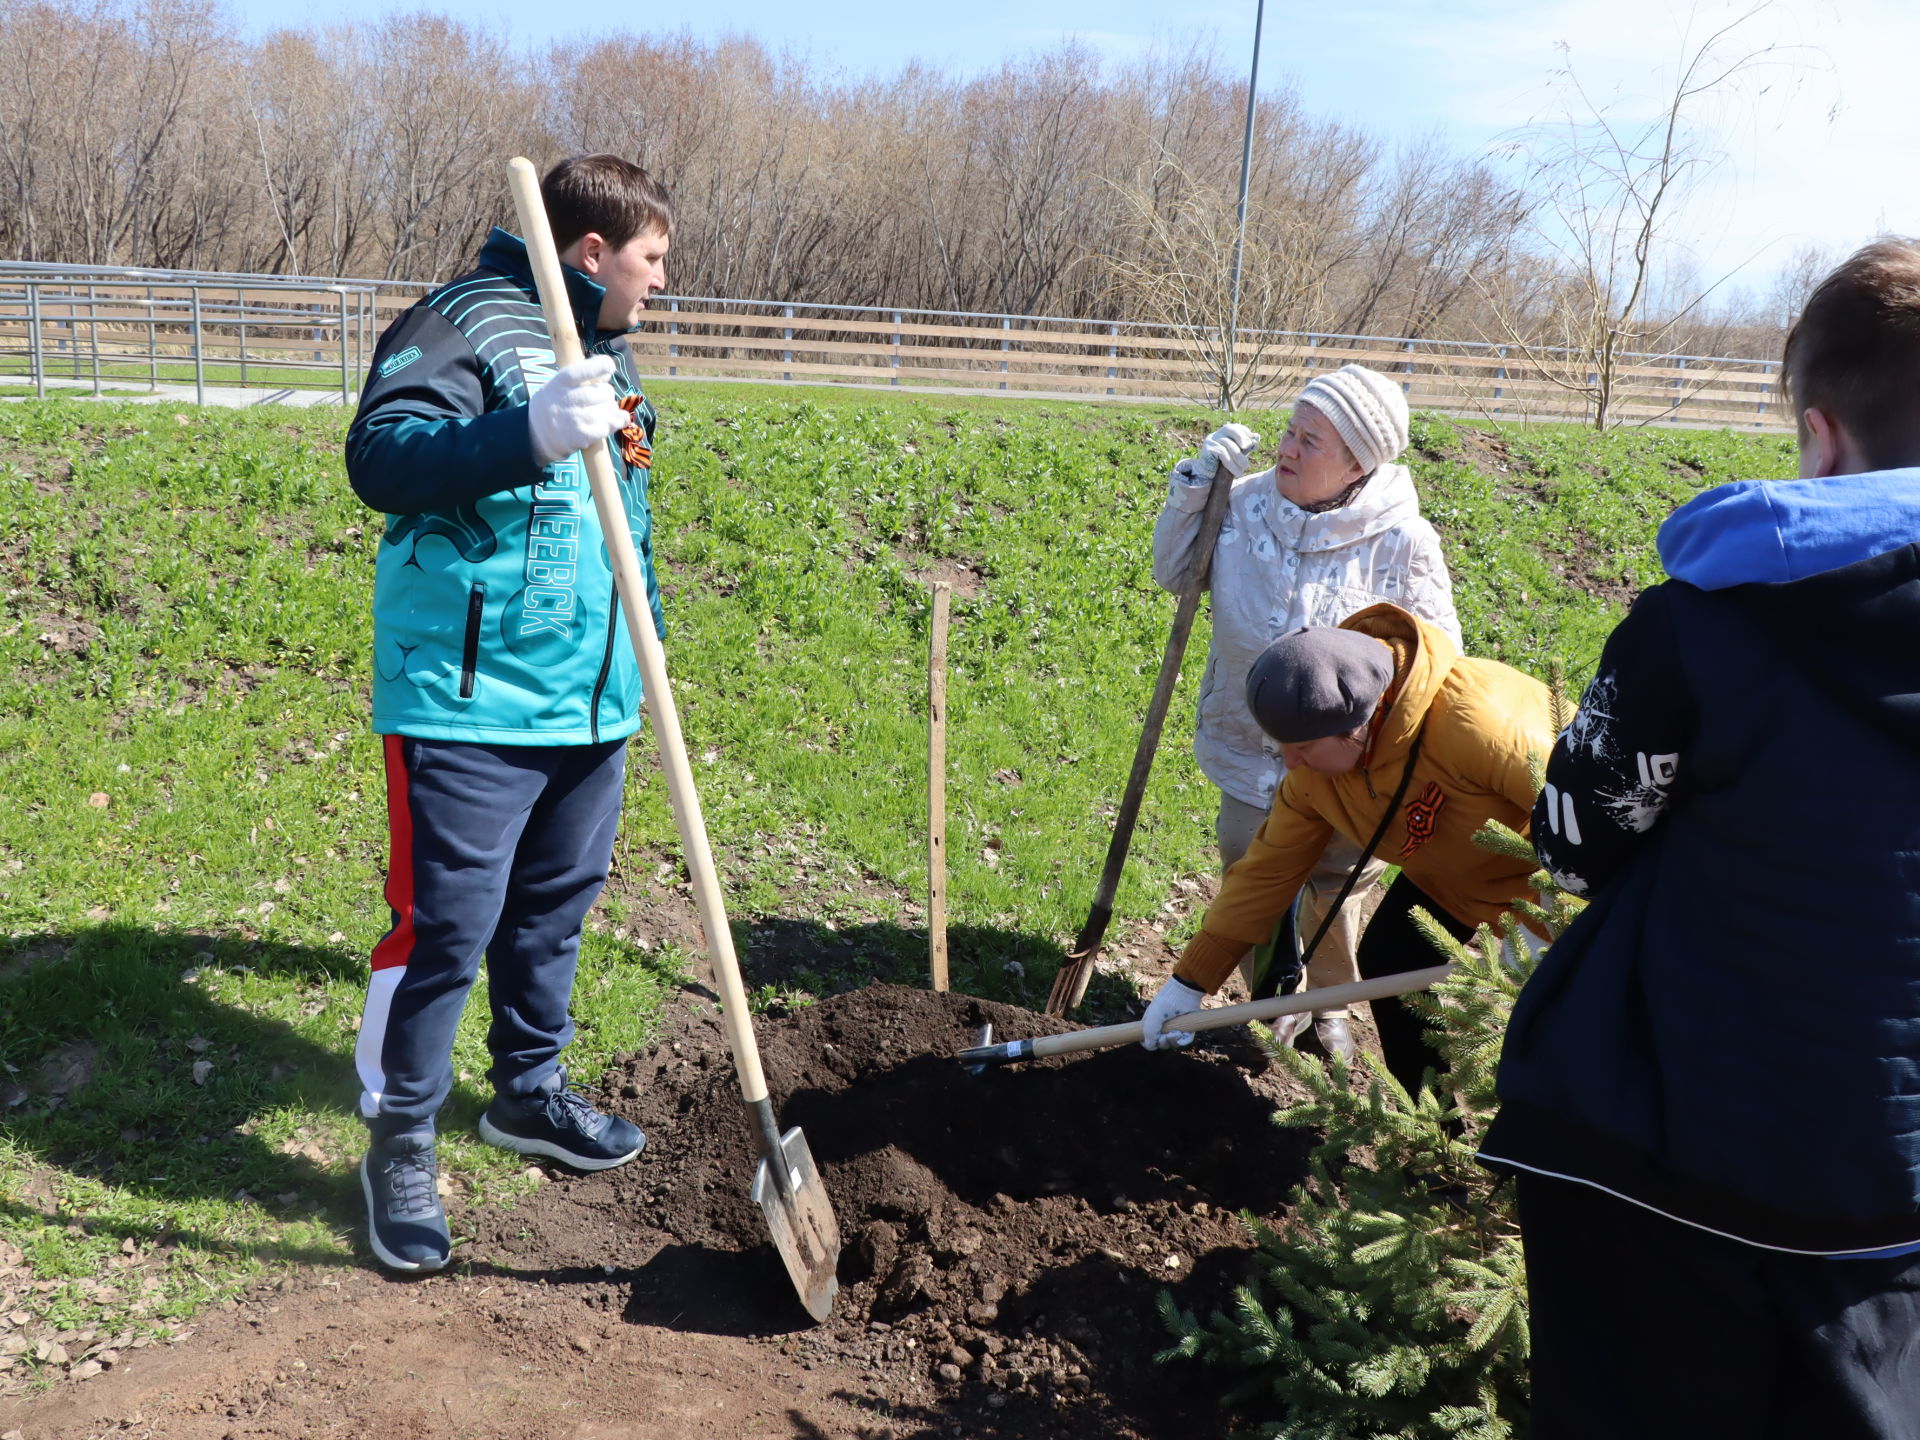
1659,470,1920,755
1657,469,1920,590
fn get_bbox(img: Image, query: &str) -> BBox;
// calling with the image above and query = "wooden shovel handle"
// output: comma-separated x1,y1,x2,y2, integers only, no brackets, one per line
1031,964,1455,1060
506,157,771,1108
1048,458,1236,1015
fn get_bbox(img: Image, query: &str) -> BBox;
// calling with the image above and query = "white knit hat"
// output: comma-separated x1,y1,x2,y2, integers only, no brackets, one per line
1294,364,1410,474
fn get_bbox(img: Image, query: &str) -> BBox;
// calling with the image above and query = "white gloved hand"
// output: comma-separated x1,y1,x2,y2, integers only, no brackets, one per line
1140,976,1206,1051
527,355,626,467
1175,423,1261,487
1202,422,1261,480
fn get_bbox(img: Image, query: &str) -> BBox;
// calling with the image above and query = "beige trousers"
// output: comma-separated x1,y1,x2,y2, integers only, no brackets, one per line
1215,792,1387,1018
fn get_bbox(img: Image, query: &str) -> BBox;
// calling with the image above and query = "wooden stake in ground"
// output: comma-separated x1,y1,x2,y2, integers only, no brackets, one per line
928,581,951,992
1045,461,1236,1016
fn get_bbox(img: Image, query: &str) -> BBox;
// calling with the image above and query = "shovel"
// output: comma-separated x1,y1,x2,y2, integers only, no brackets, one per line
1045,452,1238,1016
507,157,841,1323
966,964,1453,1067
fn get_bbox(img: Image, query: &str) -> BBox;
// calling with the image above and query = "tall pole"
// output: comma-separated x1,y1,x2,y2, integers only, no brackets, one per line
1221,0,1267,411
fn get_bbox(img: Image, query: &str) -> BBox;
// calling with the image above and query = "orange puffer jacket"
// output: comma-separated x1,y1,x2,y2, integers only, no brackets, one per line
1174,603,1555,994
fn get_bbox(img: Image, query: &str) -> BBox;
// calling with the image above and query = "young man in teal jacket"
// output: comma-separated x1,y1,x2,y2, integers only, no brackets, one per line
345,154,672,1273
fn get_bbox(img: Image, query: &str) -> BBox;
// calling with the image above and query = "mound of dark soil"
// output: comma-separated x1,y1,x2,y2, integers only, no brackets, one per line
469,983,1313,1438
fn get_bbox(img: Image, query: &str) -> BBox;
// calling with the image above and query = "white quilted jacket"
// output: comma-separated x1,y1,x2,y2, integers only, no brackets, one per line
1152,461,1461,808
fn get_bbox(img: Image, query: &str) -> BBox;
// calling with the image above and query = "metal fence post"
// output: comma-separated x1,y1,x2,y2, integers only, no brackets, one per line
668,298,678,377
891,310,901,386
238,286,248,388
1401,337,1415,395
147,285,158,391
1107,322,1117,395
337,287,351,404
88,283,100,395
782,303,793,382
27,282,44,397
190,287,205,406
999,316,1009,390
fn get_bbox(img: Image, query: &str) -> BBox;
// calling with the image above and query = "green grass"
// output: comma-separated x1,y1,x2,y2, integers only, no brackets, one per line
1409,415,1795,675
0,384,1793,1382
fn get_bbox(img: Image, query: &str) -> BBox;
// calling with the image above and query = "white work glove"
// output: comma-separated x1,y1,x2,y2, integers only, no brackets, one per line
1139,976,1206,1051
527,355,627,467
1179,423,1262,486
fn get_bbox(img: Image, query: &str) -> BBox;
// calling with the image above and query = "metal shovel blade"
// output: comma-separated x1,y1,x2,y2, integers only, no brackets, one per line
749,1125,841,1323
963,1022,994,1076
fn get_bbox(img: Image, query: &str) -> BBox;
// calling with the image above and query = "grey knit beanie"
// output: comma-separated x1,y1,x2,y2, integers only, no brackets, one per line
1245,627,1395,743
1295,363,1410,474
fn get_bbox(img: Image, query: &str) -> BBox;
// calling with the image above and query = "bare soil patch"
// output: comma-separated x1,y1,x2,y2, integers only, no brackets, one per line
1418,424,1519,489
902,557,986,600
4,984,1312,1439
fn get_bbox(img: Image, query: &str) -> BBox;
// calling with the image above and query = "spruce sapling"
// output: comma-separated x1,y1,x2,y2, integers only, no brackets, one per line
1158,745,1581,1439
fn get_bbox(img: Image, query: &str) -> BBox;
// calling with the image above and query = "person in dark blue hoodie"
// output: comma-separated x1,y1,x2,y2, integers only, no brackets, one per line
1479,240,1920,1438
345,155,673,1274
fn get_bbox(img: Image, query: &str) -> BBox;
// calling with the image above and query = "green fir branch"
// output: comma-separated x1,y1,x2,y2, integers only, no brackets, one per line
1158,779,1595,1438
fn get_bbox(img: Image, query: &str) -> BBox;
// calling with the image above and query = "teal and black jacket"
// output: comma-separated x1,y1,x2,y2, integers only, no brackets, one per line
345,228,664,746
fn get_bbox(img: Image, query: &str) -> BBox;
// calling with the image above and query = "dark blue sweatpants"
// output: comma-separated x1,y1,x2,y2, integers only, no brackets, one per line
355,735,627,1138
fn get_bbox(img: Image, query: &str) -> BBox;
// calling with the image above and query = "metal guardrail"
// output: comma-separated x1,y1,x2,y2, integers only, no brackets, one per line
0,262,1785,426
0,264,427,406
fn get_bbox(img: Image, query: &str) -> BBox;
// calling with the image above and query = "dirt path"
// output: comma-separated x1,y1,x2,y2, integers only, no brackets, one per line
3,986,1315,1440
1,1266,880,1440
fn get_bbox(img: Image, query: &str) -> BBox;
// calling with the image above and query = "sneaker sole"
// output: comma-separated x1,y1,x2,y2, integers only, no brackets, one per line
477,1113,645,1172
359,1157,450,1274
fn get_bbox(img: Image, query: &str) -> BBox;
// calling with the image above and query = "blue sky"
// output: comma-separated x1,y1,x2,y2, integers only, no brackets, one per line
227,0,1920,305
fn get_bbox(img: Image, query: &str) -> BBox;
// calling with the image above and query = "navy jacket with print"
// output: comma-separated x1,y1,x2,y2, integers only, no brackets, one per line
1480,469,1920,1255
345,227,664,746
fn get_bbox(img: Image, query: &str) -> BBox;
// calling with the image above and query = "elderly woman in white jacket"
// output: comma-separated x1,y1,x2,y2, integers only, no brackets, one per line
1152,363,1460,1063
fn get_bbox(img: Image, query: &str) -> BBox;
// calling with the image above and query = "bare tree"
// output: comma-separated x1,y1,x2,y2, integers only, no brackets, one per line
1476,6,1803,428
364,16,534,281
1768,241,1832,330
1336,141,1532,339
0,0,230,265
1104,158,1328,408
244,29,386,275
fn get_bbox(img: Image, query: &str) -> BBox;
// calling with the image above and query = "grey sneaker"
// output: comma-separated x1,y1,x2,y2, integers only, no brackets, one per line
478,1081,645,1172
360,1130,450,1273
